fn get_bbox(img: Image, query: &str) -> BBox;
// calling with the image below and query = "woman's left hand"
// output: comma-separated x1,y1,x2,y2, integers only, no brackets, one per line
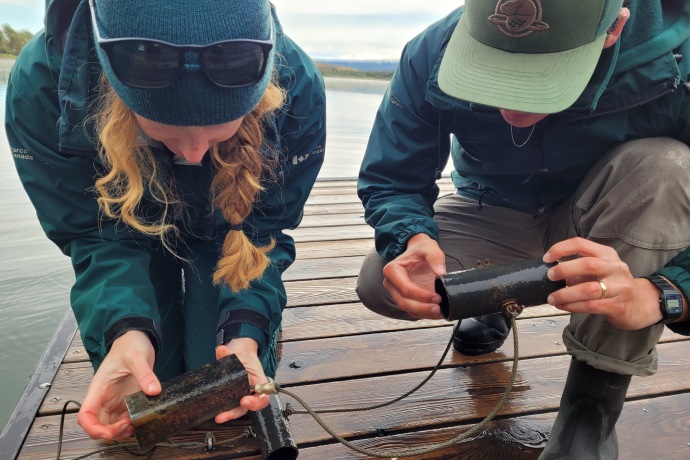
544,237,662,330
214,337,270,423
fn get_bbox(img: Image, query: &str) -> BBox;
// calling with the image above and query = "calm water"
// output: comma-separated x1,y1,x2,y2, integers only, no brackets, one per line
0,65,394,430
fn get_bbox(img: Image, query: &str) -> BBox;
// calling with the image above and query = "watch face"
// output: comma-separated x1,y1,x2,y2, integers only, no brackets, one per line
666,294,684,315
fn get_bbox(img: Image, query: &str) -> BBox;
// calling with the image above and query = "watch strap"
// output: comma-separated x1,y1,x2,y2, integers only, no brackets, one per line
644,274,684,325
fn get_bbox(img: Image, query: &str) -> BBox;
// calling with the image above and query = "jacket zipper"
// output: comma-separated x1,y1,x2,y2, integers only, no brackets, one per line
58,148,98,158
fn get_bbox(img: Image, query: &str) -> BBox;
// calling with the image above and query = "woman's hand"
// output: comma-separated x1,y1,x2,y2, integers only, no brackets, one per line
76,330,160,440
382,233,446,319
214,337,270,423
544,237,662,330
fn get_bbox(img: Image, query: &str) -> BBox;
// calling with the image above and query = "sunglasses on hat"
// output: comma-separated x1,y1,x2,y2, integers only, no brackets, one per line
89,0,273,89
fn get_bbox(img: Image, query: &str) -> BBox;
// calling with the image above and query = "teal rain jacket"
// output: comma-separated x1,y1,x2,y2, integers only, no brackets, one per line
358,3,690,333
5,0,326,366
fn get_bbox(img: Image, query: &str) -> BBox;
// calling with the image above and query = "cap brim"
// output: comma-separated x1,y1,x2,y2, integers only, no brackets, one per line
439,15,606,114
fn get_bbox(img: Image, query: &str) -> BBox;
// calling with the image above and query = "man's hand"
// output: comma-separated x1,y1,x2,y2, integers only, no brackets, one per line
544,237,663,330
382,233,446,319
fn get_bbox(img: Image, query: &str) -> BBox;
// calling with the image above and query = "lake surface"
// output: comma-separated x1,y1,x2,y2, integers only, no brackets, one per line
0,65,395,429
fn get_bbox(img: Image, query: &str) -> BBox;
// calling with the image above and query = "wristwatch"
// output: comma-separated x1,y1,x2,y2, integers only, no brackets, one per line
644,275,685,324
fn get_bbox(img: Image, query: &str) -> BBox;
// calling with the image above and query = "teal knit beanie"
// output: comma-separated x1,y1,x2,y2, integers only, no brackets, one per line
93,0,274,126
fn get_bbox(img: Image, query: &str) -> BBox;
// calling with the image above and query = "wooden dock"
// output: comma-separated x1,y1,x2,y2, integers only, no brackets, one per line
4,178,690,459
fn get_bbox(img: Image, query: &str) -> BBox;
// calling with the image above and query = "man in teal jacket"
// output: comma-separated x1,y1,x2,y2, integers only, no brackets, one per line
6,0,324,441
357,0,690,458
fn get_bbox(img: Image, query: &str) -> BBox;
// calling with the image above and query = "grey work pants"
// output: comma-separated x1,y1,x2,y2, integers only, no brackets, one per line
356,137,690,376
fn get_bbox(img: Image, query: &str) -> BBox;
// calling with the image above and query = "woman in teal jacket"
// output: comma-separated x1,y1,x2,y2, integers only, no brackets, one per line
357,1,690,458
5,0,325,440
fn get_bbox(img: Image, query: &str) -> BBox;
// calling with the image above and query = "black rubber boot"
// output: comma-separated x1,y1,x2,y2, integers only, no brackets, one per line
539,358,631,460
452,312,512,355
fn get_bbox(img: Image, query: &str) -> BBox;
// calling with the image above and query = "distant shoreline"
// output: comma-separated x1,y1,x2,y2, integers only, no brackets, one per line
1,57,395,81
316,63,392,80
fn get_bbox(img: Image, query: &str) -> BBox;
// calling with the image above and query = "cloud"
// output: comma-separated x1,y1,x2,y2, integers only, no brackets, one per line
2,0,464,58
272,0,459,16
0,0,44,32
281,18,433,60
273,1,463,59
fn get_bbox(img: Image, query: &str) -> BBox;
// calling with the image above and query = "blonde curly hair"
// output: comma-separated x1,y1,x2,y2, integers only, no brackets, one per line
93,80,285,292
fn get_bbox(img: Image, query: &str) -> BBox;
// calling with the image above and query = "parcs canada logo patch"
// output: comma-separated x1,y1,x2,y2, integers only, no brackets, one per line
488,0,550,38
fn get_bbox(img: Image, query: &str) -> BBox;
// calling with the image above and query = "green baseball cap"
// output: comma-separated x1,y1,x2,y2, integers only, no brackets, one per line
439,0,624,114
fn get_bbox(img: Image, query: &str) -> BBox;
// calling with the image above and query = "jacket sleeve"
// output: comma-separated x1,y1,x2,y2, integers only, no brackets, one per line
215,32,326,362
657,77,690,335
357,18,453,262
5,35,162,366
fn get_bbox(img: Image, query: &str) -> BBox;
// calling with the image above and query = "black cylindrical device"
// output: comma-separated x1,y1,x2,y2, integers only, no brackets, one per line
249,381,299,460
125,354,248,451
435,258,566,321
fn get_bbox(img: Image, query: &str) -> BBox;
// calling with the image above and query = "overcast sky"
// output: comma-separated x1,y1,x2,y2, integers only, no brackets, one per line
1,0,463,60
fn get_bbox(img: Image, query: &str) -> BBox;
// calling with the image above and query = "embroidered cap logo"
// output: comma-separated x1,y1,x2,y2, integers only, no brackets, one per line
489,0,550,38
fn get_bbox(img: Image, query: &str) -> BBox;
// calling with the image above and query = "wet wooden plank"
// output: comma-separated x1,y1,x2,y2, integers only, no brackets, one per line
299,177,452,215
38,321,689,416
18,415,262,460
285,277,360,307
297,213,366,228
295,393,690,460
63,305,568,363
14,177,690,460
274,321,687,385
295,239,374,259
294,194,367,206
286,224,373,242
278,342,690,445
22,343,690,459
307,180,455,196
282,255,364,281
281,304,567,341
302,202,370,215
0,311,77,460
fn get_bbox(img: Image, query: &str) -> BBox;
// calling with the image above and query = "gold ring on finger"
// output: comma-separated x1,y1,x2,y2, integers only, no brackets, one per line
598,281,607,299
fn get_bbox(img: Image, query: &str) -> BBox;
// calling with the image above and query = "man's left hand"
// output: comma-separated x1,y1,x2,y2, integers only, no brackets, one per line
544,237,662,329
